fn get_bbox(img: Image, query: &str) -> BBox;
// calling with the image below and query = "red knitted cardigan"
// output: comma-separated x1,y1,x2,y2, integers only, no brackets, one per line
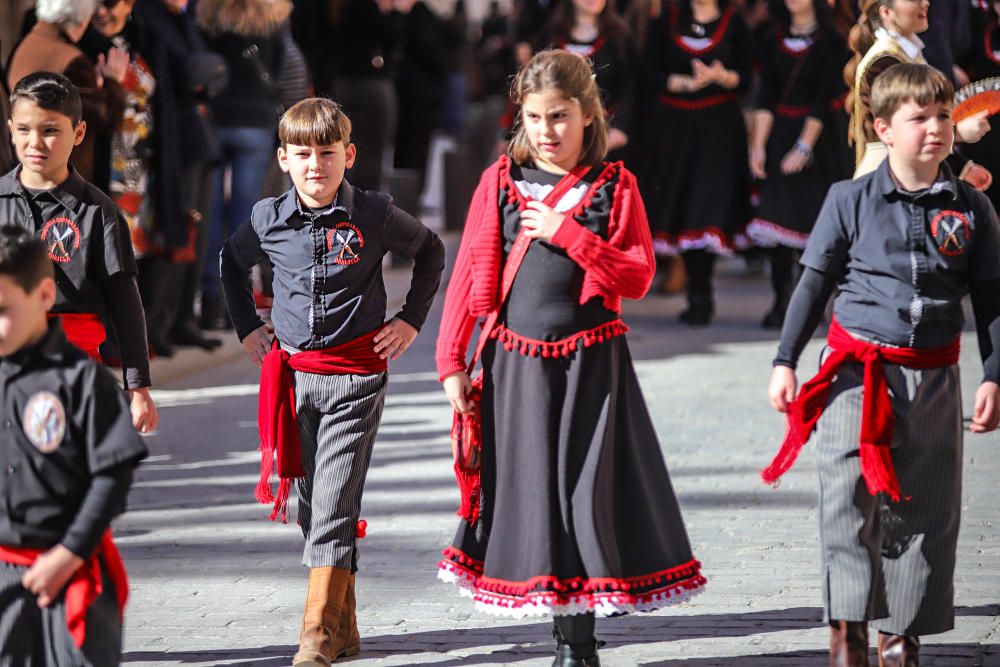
435,155,655,380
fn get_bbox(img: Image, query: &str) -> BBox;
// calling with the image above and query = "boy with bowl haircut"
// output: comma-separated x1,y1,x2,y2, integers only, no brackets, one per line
764,63,1000,666
220,97,444,666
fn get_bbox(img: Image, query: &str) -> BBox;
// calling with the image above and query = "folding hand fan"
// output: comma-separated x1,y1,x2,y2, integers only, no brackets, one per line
953,77,1000,122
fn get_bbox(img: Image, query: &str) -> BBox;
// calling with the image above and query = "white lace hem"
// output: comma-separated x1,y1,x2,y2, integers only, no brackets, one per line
437,563,707,619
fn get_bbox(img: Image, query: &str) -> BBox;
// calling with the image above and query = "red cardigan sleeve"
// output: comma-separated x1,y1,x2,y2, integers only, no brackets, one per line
434,170,493,380
549,168,655,302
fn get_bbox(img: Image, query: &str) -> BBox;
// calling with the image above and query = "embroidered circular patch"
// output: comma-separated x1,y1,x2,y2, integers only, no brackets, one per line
930,210,970,257
40,217,82,264
326,222,365,265
22,391,66,453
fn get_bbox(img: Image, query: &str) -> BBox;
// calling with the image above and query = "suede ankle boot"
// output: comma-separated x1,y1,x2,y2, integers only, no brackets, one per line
331,573,361,659
292,566,352,667
830,620,870,667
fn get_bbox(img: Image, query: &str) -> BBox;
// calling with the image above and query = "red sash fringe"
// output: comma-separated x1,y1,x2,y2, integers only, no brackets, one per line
761,318,960,501
0,530,128,648
257,330,388,522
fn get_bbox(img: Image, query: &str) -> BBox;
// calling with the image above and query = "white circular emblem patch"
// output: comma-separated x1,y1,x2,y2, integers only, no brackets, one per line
22,391,66,453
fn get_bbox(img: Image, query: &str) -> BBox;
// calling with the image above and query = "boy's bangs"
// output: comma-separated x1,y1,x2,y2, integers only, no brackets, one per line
870,64,954,120
278,99,352,147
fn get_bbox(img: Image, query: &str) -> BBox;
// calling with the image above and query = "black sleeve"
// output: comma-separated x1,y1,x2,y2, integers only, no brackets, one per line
81,362,149,474
382,205,445,330
60,462,134,559
609,36,640,134
728,13,753,96
970,200,1000,383
99,206,139,278
773,266,838,368
755,33,778,111
102,273,151,390
219,220,267,341
800,183,851,274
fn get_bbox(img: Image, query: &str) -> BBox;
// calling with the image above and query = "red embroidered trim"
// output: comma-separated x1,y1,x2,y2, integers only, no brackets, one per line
558,35,608,58
775,25,814,56
489,319,628,358
440,547,705,597
671,6,734,55
654,227,734,252
986,20,1000,66
658,93,738,110
775,103,813,118
502,160,621,215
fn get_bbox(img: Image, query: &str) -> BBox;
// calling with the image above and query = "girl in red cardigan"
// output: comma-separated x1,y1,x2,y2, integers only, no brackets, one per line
435,50,706,667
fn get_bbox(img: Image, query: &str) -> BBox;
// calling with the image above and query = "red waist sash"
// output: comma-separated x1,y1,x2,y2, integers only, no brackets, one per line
257,329,388,521
658,92,739,110
48,313,106,361
761,318,960,501
0,530,128,648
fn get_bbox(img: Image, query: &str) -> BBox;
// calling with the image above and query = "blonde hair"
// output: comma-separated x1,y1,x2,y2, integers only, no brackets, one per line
196,0,292,37
843,0,892,112
870,63,953,121
508,50,608,167
278,98,352,147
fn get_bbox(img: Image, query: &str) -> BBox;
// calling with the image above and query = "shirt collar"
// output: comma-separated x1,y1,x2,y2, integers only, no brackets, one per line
0,319,69,375
277,181,354,227
874,27,924,60
876,158,958,200
0,165,87,210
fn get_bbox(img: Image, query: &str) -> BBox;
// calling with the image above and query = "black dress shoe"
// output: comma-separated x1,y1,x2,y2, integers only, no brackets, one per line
169,324,223,350
552,641,601,667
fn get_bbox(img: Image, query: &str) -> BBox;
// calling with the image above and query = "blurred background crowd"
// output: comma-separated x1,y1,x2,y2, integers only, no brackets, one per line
0,0,997,351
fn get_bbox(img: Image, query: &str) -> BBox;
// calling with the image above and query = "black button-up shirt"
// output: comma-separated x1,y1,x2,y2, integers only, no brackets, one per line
0,322,147,552
802,160,1000,349
220,181,445,349
0,167,151,389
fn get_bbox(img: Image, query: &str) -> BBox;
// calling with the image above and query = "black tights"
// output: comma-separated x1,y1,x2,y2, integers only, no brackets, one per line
769,246,800,303
682,249,717,301
555,613,595,644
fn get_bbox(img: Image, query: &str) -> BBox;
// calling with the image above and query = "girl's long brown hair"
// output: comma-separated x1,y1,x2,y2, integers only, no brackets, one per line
843,0,888,103
508,49,609,167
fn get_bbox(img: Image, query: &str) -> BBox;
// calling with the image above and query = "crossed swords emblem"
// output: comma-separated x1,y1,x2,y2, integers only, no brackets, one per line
937,217,964,253
331,227,360,262
48,225,75,259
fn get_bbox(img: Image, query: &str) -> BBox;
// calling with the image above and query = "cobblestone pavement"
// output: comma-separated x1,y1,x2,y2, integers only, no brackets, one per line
120,251,1000,666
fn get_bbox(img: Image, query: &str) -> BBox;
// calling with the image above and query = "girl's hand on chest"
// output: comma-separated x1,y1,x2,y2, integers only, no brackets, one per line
521,201,566,242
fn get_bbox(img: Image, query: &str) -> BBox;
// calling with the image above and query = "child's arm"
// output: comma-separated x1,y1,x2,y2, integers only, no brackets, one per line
219,219,268,364
969,203,1000,432
522,169,654,300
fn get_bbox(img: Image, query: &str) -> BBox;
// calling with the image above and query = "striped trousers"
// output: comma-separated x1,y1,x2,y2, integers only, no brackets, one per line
292,368,388,569
0,561,121,666
814,353,962,636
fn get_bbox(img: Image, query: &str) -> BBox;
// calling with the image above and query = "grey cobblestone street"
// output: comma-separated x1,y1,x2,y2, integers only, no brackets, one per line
120,249,1000,666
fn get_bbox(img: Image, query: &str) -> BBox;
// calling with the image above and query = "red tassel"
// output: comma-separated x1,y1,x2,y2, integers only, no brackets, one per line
269,478,292,523
255,443,276,505
356,519,368,538
860,443,901,501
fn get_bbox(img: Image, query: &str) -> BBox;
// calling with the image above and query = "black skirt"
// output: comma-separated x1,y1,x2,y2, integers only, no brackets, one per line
748,110,850,249
641,99,750,256
438,334,706,617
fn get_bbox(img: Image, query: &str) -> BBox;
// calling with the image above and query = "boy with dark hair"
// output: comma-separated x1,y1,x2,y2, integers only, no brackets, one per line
0,225,147,666
220,97,445,667
1,71,157,433
764,63,1000,666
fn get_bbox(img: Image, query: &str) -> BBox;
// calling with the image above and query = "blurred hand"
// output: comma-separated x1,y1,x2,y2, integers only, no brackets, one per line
956,111,990,144
962,162,993,191
970,381,1000,433
242,325,273,368
749,146,766,179
521,201,564,242
607,128,629,151
22,545,84,608
373,318,418,360
128,387,158,433
97,47,130,85
768,366,798,413
780,146,809,175
443,371,474,414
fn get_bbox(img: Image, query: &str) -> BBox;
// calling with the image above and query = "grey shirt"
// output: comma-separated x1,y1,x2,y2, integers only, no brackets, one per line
220,181,445,349
775,160,1000,381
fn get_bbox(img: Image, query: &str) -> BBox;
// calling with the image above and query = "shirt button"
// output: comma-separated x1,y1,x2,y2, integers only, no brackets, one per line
6,465,14,475
3,419,9,428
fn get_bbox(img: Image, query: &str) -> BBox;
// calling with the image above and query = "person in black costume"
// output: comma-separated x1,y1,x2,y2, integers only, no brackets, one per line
640,0,752,325
748,0,849,328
